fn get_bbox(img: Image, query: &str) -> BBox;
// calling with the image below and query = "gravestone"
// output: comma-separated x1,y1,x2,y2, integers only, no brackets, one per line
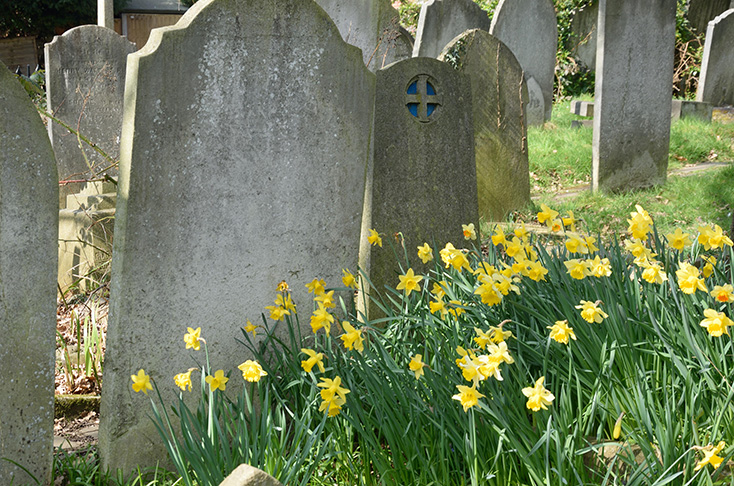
687,0,731,33
0,61,58,486
367,56,478,301
696,9,734,107
570,100,594,117
525,76,545,127
567,1,598,70
412,0,490,58
99,0,374,473
671,99,713,122
439,30,529,221
313,0,413,72
45,26,135,207
490,0,557,123
592,0,676,192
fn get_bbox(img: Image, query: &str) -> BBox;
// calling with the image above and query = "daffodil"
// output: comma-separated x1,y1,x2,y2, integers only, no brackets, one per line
564,259,589,280
306,278,326,295
447,300,466,317
522,376,555,412
417,243,433,263
429,297,448,318
243,320,259,337
275,293,296,312
525,260,548,281
537,204,559,227
184,327,202,351
711,284,734,303
487,341,514,365
397,268,423,296
342,269,357,288
276,280,290,292
131,369,153,395
462,223,477,240
452,384,485,412
666,227,691,251
310,304,334,333
700,308,733,337
627,205,653,240
702,255,716,278
174,369,194,392
300,348,325,373
641,260,667,284
314,290,335,309
514,223,529,241
238,360,267,382
265,303,289,321
576,300,608,323
491,226,507,247
676,262,707,294
318,376,350,411
474,280,502,306
695,441,727,471
698,224,733,250
587,256,611,278
409,354,427,379
565,233,588,254
340,322,364,353
367,228,382,247
473,327,493,349
562,211,576,231
489,325,513,344
548,320,576,344
205,369,228,392
431,280,448,299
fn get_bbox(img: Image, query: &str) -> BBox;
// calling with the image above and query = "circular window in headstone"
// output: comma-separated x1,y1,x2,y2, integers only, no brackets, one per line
405,74,442,123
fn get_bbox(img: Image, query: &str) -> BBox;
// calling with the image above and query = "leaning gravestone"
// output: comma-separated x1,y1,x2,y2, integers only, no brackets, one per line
412,0,490,58
592,0,676,192
99,0,374,473
314,0,413,72
0,61,58,486
45,26,136,207
367,56,478,301
687,0,731,33
490,0,557,124
439,30,529,221
696,9,734,107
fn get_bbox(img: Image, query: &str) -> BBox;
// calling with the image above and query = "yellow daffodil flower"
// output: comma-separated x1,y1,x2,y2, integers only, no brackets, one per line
431,280,448,299
315,290,335,309
474,280,503,306
514,223,529,241
340,322,364,353
265,303,289,321
576,300,608,323
698,224,733,250
525,260,549,281
473,327,493,349
548,320,576,344
318,376,350,405
417,243,433,263
711,284,734,303
447,300,466,317
564,259,589,280
184,327,202,351
537,204,558,227
205,369,228,392
244,320,259,337
665,228,691,251
585,235,599,253
491,226,507,247
238,360,267,382
306,278,326,295
695,441,727,471
310,304,334,333
276,280,290,292
676,262,707,294
319,395,346,417
522,376,555,412
367,228,382,247
409,354,427,379
700,308,733,337
429,297,448,318
565,233,588,254
587,256,612,278
131,369,153,395
641,260,667,284
627,205,653,240
342,269,358,289
462,223,477,240
275,293,296,312
489,325,514,344
300,348,325,373
487,341,514,365
174,369,194,392
562,211,576,231
452,384,485,412
397,268,424,296
702,255,716,278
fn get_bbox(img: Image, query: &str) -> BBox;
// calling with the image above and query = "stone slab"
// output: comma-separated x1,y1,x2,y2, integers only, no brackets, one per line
412,0,490,58
696,9,734,107
490,0,557,122
45,26,135,207
524,75,545,127
688,0,731,33
99,0,374,473
671,99,713,122
314,0,413,72
367,56,478,302
0,60,58,486
571,119,594,128
567,1,598,70
570,100,594,117
439,29,530,221
592,0,677,192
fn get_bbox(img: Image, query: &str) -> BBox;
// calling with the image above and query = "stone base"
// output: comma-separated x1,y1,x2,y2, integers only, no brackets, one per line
671,99,713,122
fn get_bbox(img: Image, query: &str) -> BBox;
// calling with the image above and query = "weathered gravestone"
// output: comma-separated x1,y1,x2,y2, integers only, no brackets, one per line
439,30,529,221
366,56,478,304
0,61,58,486
671,99,713,122
696,9,734,107
687,0,732,33
567,1,598,70
490,0,557,123
412,0,490,58
99,0,374,473
313,0,413,72
524,76,545,127
45,26,135,207
592,0,676,192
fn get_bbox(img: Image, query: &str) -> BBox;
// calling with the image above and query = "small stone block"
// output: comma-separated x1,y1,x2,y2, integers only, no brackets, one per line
571,119,594,128
671,99,713,122
570,100,594,117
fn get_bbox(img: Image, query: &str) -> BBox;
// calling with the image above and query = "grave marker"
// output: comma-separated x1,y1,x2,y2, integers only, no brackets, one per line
412,0,490,58
592,0,676,192
0,60,58,486
696,9,734,107
99,0,374,473
439,29,530,221
45,26,135,207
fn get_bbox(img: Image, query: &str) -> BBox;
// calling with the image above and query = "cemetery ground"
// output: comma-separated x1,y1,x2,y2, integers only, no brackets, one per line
48,100,734,486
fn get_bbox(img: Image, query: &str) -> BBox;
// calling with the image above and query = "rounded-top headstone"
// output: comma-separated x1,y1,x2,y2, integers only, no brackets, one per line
412,0,491,58
696,8,734,106
490,0,558,123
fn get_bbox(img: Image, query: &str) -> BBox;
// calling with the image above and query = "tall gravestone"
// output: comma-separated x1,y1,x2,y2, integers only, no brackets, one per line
687,0,731,33
490,0,557,124
567,1,598,70
0,61,58,486
45,26,135,206
592,0,676,192
367,56,478,302
99,0,374,473
439,30,529,221
314,0,413,72
696,9,734,107
412,0,490,58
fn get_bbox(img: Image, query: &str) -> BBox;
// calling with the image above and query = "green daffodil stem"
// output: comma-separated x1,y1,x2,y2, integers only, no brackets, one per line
469,408,478,486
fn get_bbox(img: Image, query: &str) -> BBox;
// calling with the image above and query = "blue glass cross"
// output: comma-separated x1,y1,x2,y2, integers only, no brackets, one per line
406,74,441,122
